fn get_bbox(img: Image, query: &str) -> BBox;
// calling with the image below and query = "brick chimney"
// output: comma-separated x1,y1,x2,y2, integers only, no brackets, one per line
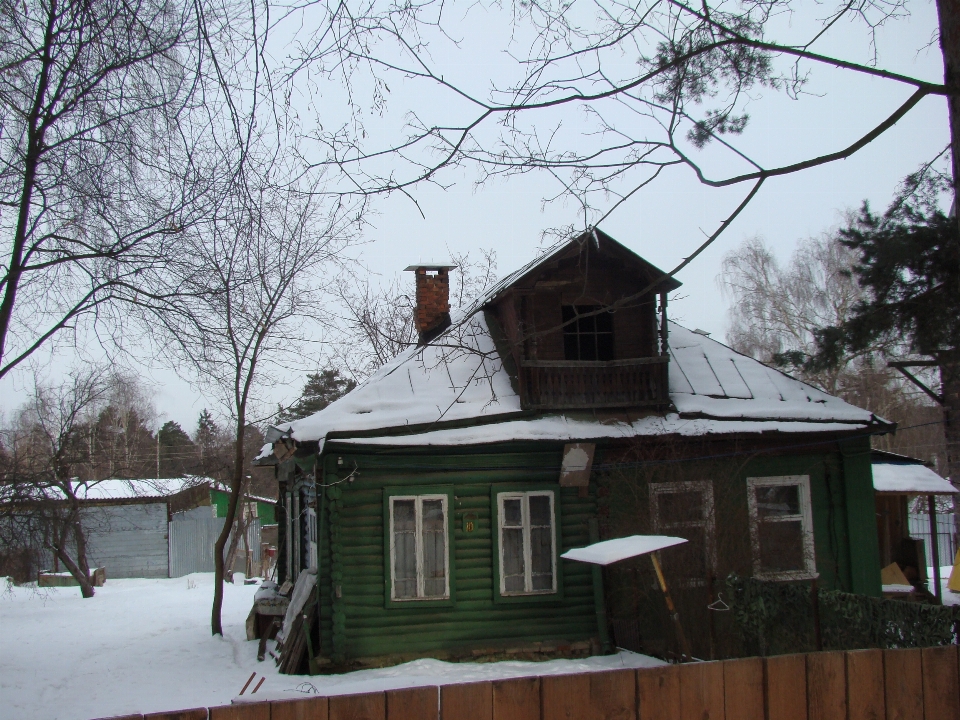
405,264,456,343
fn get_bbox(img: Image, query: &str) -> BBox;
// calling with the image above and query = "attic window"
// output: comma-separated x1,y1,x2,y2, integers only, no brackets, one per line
562,305,614,361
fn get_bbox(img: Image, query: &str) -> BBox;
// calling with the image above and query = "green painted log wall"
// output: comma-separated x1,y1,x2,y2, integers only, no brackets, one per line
317,446,599,663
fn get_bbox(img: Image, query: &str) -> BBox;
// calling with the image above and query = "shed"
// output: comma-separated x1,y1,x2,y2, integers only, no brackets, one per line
872,450,956,601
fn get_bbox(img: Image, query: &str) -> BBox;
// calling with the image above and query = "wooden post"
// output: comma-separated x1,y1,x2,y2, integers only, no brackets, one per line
929,494,943,603
588,519,612,653
650,552,692,662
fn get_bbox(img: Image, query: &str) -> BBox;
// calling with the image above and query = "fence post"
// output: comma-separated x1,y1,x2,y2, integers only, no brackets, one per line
929,495,943,603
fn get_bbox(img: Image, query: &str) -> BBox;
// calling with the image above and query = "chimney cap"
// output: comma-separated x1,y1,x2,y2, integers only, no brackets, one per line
404,263,457,271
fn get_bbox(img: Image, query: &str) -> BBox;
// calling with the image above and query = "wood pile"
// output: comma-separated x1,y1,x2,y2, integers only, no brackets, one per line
275,587,318,674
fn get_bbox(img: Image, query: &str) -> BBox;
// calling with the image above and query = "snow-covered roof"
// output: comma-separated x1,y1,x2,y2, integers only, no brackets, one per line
272,318,883,451
561,535,687,565
872,461,955,495
73,478,203,500
263,234,886,455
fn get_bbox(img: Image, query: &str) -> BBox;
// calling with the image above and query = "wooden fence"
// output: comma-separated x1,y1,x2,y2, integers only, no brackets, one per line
98,646,960,720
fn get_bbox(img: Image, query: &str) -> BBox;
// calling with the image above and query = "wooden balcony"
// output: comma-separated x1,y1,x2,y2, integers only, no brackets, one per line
519,356,670,410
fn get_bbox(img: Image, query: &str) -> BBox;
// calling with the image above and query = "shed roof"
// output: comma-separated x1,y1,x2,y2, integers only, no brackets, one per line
871,457,955,495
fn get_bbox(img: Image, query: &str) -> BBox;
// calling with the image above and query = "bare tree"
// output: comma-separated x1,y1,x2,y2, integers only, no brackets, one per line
331,248,498,380
149,171,362,633
0,0,255,379
0,368,111,597
719,234,945,465
275,0,958,258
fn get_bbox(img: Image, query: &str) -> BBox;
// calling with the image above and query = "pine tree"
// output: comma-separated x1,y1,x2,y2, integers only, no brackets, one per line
277,369,357,423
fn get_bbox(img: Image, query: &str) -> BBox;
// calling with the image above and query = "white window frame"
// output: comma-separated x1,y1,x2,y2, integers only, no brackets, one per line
746,475,817,581
388,494,450,601
649,480,716,584
497,491,557,596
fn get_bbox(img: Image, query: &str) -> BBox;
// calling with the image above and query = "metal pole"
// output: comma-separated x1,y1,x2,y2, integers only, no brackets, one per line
651,552,692,662
929,494,942,603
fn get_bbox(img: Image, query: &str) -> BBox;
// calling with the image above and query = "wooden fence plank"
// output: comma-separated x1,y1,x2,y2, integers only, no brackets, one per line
329,692,387,720
722,658,763,720
492,677,540,720
884,649,923,720
270,696,330,720
543,674,591,720
765,654,807,720
209,704,271,720
387,686,439,720
638,665,679,720
588,670,636,720
441,682,493,720
679,661,724,720
847,649,884,720
922,645,960,720
143,709,208,720
807,652,846,720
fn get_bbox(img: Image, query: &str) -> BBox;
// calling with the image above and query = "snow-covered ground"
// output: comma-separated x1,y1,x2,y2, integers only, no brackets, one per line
0,573,663,720
928,565,960,606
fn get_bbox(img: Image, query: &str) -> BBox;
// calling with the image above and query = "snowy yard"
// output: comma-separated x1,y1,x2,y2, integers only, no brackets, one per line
0,573,663,720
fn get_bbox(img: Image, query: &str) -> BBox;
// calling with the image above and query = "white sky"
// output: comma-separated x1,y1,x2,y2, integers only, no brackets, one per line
0,1,950,434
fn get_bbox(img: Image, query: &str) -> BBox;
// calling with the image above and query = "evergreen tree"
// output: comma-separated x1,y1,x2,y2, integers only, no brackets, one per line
811,172,959,370
277,369,356,423
158,421,197,478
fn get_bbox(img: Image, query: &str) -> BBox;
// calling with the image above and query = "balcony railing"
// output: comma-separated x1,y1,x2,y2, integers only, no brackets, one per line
519,356,670,410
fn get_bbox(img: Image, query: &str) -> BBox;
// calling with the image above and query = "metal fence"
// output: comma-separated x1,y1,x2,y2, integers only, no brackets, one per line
907,512,958,568
168,514,261,577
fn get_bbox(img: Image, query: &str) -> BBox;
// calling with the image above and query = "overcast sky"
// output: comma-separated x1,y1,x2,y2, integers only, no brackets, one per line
0,0,950,434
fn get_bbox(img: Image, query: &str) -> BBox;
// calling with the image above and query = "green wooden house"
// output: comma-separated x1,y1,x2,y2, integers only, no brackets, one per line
257,230,891,668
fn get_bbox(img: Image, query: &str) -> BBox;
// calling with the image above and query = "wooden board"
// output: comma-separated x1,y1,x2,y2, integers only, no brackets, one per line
441,682,493,720
143,709,209,720
921,645,960,720
637,665,680,720
807,652,846,720
679,661,724,720
884,649,923,720
765,654,807,720
387,687,439,720
587,670,635,720
846,649,884,720
329,692,387,720
209,705,271,720
722,658,763,720
492,677,540,720
271,696,330,720
542,673,591,720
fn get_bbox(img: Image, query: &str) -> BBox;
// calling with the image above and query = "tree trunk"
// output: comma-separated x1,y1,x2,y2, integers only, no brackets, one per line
936,0,960,229
940,357,960,550
211,415,247,635
223,493,249,583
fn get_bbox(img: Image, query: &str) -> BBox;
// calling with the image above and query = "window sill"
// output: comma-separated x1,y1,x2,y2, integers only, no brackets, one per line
384,595,455,609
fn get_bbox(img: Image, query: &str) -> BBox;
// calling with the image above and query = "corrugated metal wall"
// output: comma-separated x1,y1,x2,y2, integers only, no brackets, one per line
82,503,169,579
168,509,262,578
